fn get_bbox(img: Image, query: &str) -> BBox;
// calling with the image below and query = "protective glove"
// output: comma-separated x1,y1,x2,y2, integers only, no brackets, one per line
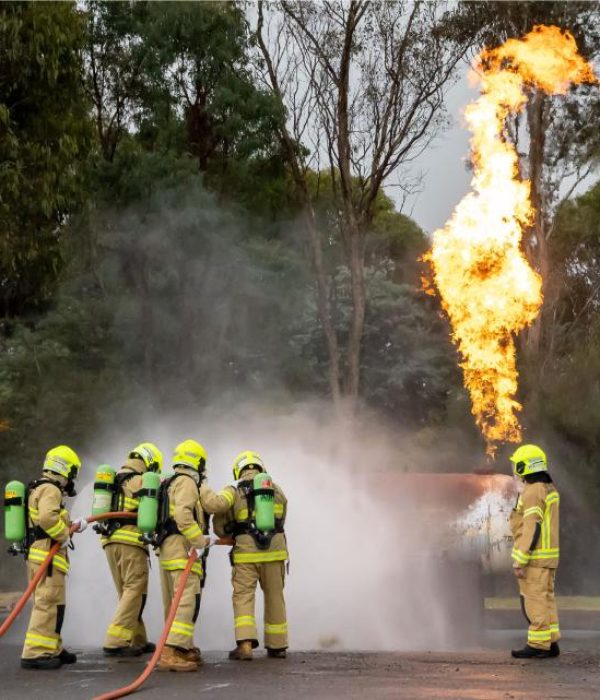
72,518,88,533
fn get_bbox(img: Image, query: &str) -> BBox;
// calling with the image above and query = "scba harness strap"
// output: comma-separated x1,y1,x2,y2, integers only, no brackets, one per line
225,480,284,551
95,470,139,537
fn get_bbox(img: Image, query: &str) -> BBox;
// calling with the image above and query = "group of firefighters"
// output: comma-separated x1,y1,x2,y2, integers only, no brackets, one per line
9,440,559,671
18,440,288,671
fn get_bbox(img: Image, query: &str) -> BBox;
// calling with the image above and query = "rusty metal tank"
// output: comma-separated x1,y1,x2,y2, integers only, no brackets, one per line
368,472,518,574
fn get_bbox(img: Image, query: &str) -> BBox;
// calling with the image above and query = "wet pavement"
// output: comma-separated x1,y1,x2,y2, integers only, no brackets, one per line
3,641,600,700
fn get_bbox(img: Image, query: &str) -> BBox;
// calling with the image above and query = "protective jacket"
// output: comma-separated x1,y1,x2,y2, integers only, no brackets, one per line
158,469,207,578
213,469,288,564
101,458,146,550
199,482,236,514
27,474,71,575
510,481,560,568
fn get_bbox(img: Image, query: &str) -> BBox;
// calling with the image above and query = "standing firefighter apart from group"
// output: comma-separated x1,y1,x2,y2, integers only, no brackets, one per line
214,450,289,661
20,446,87,670
97,442,162,657
156,439,226,672
509,444,560,659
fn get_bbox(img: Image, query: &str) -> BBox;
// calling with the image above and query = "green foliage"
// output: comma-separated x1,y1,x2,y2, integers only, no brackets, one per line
0,2,92,317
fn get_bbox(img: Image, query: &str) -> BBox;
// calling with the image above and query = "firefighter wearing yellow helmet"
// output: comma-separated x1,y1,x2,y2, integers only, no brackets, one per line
21,446,86,670
101,442,162,657
213,450,289,661
509,444,560,659
157,439,221,672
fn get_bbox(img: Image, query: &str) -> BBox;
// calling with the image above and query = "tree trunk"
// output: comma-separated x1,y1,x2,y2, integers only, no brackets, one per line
525,90,548,355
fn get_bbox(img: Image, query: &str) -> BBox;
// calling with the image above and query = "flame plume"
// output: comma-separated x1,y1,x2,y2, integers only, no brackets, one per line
427,26,596,456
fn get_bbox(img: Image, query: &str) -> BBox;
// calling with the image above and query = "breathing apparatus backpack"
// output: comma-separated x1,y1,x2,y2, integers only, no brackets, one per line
4,478,66,557
225,472,281,550
92,465,141,537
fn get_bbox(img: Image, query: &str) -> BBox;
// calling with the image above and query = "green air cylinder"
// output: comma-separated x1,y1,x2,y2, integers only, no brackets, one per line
4,480,27,543
92,464,116,516
137,471,160,534
253,473,275,533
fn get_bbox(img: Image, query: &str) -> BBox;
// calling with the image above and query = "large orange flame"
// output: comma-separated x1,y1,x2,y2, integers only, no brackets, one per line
427,26,596,456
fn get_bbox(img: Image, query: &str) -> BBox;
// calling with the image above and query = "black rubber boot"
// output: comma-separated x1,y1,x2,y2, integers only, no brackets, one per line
267,648,287,659
21,656,62,670
511,644,552,659
58,649,77,664
103,646,143,657
549,642,560,657
141,642,156,654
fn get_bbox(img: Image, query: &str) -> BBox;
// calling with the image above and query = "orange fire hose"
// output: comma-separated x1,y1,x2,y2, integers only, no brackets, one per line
0,511,135,637
91,538,234,700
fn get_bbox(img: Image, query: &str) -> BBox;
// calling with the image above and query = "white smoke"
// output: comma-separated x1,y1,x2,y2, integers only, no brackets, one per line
60,401,504,652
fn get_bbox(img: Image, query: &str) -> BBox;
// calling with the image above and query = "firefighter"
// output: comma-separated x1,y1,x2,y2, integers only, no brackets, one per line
509,444,560,659
101,442,162,657
21,446,87,670
157,439,217,672
213,450,288,661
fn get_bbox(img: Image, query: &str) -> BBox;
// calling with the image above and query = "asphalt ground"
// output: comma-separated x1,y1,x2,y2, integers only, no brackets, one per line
3,634,600,700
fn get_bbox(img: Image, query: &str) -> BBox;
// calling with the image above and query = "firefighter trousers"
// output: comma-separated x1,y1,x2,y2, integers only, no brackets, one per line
103,544,149,649
519,566,560,650
22,562,65,659
159,567,202,650
232,561,288,650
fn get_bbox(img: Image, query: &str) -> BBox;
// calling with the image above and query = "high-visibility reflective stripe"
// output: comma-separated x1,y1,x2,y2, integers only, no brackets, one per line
511,548,529,565
219,489,235,506
107,624,133,641
123,497,139,510
274,504,284,517
29,507,40,517
528,630,551,641
160,558,203,576
233,550,288,564
169,505,176,516
105,529,143,545
550,624,560,632
528,548,559,559
181,524,202,539
25,632,59,650
235,615,256,628
28,548,70,573
265,622,288,634
46,520,67,538
546,493,560,504
170,621,194,637
523,506,544,519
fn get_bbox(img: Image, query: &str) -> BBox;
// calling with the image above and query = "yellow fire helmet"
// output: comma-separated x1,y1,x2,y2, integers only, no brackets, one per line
43,445,82,480
173,439,207,472
129,442,163,473
233,450,265,480
510,444,548,478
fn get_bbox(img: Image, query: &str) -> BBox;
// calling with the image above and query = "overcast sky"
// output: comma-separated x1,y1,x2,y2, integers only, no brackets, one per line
396,68,478,236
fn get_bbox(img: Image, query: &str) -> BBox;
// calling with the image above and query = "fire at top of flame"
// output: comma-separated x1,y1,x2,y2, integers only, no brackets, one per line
427,26,597,457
